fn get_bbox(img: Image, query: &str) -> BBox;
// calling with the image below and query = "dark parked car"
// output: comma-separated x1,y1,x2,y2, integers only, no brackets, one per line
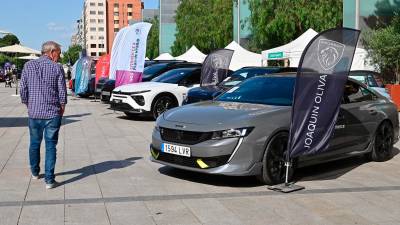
183,67,297,104
100,61,202,102
151,73,399,184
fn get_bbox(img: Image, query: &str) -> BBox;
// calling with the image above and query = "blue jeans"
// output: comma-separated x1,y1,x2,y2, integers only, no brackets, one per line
28,116,62,184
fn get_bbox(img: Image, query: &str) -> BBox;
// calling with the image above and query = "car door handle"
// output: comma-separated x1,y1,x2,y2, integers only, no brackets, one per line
369,110,377,115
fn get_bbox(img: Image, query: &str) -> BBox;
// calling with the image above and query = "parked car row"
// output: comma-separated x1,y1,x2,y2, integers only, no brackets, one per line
73,60,399,185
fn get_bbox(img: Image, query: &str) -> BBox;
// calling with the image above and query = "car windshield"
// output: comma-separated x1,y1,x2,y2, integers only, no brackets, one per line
220,68,281,87
152,68,195,83
217,76,295,106
143,63,168,79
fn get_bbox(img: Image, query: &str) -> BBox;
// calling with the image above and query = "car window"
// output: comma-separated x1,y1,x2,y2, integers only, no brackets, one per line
217,76,295,106
143,63,168,78
152,68,197,84
221,68,280,87
343,81,376,104
179,69,201,86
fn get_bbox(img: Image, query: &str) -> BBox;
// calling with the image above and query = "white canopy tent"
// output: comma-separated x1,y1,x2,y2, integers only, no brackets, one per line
262,29,318,67
18,54,39,60
351,48,376,71
225,41,262,70
175,46,206,63
0,44,40,55
154,53,175,60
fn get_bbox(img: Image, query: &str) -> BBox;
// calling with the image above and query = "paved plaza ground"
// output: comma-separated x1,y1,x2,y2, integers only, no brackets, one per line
0,85,400,225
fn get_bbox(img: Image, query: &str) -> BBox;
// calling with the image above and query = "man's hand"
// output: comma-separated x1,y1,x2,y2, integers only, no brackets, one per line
60,105,65,116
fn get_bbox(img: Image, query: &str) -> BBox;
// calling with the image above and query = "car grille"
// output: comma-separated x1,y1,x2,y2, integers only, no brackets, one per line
110,102,133,111
160,127,213,145
152,148,230,168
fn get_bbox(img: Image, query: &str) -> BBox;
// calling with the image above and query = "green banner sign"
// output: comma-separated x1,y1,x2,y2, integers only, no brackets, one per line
267,52,284,59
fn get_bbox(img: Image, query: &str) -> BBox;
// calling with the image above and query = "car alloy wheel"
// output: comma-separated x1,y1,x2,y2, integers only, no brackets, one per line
257,132,293,185
152,96,175,119
370,121,394,162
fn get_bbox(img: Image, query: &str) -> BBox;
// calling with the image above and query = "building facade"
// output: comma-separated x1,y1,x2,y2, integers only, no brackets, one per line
159,0,179,54
343,0,400,30
84,0,107,58
142,9,158,21
106,0,142,53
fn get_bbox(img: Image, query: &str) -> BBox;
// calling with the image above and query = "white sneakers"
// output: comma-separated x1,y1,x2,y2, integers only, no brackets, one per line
31,174,39,180
32,174,58,189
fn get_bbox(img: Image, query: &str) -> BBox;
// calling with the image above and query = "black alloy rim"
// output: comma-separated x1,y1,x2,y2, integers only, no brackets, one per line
375,123,393,156
266,133,288,183
155,97,173,117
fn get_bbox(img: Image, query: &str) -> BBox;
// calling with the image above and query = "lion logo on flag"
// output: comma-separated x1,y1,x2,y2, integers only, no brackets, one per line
317,39,345,70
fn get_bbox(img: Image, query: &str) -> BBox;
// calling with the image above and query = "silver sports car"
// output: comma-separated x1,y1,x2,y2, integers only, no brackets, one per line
150,73,399,184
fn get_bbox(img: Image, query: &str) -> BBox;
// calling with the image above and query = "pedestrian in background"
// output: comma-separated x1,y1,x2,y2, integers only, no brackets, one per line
20,41,67,189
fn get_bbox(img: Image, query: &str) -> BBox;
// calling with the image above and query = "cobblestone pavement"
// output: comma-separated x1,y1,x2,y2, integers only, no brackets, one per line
0,85,400,225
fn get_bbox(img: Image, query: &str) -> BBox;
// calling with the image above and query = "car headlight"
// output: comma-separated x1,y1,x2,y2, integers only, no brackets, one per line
211,127,253,140
132,95,145,106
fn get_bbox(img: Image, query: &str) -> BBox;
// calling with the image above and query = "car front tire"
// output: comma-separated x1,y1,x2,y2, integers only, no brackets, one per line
257,132,294,185
151,95,177,120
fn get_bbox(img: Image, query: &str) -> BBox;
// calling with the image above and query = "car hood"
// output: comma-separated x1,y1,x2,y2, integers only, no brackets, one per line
163,101,287,127
113,82,176,92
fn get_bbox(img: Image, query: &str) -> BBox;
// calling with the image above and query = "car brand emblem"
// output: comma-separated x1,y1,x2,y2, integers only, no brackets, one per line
317,39,345,70
175,124,186,129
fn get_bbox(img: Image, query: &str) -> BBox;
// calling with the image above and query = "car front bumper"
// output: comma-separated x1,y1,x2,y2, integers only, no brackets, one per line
150,128,263,176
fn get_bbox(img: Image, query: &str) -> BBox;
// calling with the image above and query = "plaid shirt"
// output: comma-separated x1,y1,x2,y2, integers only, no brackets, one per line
20,56,67,119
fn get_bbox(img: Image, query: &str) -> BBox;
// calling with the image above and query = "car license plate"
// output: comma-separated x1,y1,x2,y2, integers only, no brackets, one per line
102,91,110,96
161,143,191,157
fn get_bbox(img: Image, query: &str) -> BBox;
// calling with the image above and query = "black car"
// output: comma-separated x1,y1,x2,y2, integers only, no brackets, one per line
183,67,297,104
100,61,202,102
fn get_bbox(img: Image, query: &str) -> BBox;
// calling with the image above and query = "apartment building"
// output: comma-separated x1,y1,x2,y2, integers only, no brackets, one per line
84,0,107,58
106,0,142,53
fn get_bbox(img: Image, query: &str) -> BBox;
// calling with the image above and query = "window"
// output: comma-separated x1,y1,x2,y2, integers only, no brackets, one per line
114,20,119,24
114,28,119,32
98,27,104,31
98,19,104,23
98,11,104,15
90,19,96,23
114,12,119,16
90,36,95,40
128,12,133,16
98,2,103,6
343,82,376,104
99,44,105,48
114,3,119,7
127,4,133,8
90,2,95,6
98,36,104,40
90,44,96,48
90,27,96,31
91,52,97,57
90,11,96,15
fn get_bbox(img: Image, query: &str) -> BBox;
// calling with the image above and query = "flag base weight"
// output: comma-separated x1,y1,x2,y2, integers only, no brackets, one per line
268,182,304,193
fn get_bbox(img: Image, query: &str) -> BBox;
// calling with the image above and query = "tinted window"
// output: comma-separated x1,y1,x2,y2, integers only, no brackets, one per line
152,68,197,84
143,63,168,78
343,81,376,104
217,76,295,106
179,69,201,86
221,68,281,87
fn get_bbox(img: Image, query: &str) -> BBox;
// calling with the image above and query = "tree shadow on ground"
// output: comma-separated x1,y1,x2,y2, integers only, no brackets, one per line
295,147,400,182
158,166,263,188
55,157,142,186
158,147,399,187
0,113,92,128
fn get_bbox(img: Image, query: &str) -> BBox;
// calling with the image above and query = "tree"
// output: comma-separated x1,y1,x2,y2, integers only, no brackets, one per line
246,0,342,52
363,15,400,83
172,0,233,55
0,34,20,47
61,45,82,65
146,16,159,59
